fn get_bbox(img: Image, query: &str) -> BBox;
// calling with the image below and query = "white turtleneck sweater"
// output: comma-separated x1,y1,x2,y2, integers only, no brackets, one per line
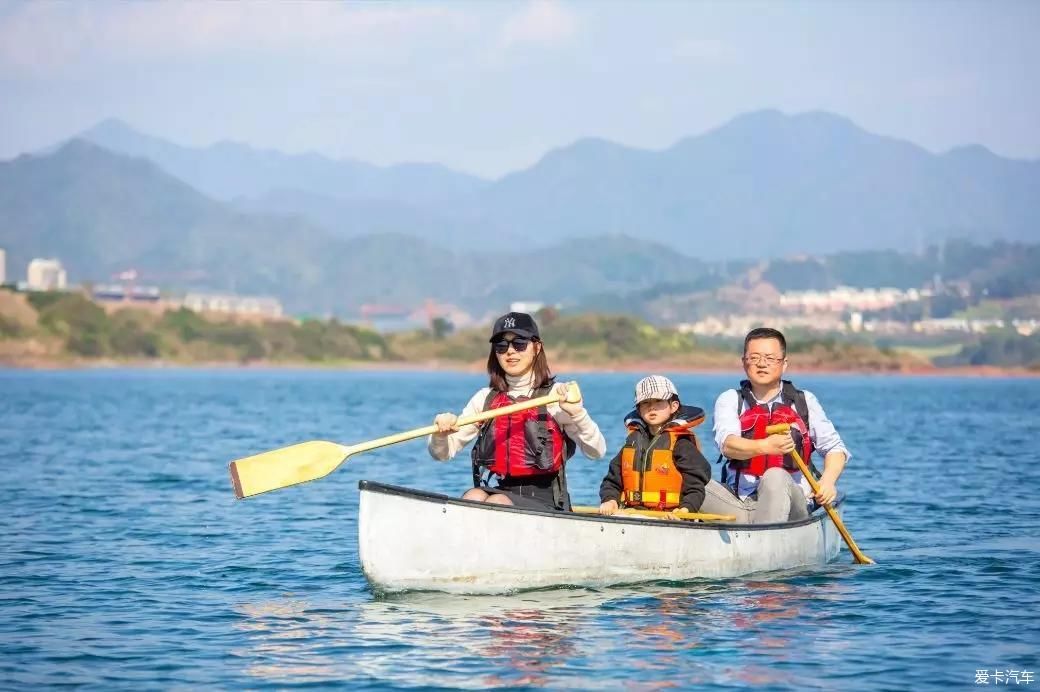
427,371,607,462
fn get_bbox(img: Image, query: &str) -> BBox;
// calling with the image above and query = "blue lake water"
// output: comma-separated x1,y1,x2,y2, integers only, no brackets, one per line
1,368,1038,690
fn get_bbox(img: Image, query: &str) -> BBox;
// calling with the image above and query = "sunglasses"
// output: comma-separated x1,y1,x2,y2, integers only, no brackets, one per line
492,337,532,354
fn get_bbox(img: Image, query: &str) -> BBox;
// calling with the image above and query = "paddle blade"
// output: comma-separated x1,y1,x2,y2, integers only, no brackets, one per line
229,440,349,499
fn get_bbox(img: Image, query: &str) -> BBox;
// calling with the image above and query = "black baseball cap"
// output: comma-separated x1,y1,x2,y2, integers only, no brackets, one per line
489,312,540,342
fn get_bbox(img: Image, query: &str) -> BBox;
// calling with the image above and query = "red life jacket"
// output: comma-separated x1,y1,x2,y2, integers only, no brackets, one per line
725,380,816,479
471,384,576,482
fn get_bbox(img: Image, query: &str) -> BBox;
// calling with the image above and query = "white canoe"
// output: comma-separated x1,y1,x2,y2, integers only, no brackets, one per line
358,480,843,595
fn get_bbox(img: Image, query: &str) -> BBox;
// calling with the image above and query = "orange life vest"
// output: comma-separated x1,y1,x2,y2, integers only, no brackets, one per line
619,407,705,510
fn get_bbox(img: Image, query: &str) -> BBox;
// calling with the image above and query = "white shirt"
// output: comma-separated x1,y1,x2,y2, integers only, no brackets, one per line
712,386,850,500
427,371,607,461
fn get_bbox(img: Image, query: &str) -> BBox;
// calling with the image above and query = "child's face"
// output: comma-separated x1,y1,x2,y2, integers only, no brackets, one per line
638,399,679,428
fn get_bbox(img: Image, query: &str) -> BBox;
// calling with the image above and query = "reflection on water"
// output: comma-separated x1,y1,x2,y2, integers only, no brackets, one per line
5,371,1039,688
231,572,854,689
478,607,578,688
233,599,360,682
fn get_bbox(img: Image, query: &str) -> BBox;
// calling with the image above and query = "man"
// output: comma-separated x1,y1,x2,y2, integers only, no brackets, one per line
699,327,850,524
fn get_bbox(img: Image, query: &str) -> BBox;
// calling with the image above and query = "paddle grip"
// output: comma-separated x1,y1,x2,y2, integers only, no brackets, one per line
562,381,582,404
765,423,817,490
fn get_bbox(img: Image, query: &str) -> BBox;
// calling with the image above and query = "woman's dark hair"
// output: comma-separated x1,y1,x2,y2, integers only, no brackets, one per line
487,339,554,392
743,327,787,356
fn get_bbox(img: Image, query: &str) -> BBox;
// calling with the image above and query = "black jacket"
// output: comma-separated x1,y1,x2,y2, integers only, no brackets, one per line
598,404,712,512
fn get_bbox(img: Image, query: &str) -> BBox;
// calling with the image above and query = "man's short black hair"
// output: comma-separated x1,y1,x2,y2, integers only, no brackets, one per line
743,327,787,355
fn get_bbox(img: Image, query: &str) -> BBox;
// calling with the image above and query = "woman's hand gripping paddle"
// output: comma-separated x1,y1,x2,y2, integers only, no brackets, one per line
767,423,875,564
228,382,584,499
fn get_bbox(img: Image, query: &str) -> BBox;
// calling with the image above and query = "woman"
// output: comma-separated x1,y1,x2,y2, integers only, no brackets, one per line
428,311,607,511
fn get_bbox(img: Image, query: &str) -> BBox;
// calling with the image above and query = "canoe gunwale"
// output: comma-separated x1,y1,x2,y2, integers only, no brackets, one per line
357,479,842,532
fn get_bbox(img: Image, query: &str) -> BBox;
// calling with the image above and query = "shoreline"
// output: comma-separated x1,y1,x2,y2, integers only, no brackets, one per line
1,355,1037,378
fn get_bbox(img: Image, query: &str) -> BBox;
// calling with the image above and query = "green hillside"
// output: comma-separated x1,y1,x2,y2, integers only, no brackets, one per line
0,291,390,363
0,291,923,371
0,142,709,317
386,309,922,372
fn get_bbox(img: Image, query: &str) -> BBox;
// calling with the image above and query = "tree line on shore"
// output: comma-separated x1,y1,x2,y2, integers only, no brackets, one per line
2,290,1038,369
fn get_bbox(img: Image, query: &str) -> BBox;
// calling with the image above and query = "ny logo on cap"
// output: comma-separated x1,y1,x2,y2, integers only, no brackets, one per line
503,317,516,328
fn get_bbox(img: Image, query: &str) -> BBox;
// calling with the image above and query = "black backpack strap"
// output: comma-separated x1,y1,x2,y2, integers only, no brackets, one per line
472,388,502,486
531,379,571,510
532,376,556,399
553,466,571,511
482,389,498,416
780,380,823,481
737,380,758,414
716,385,749,494
531,381,552,469
535,378,577,461
718,453,729,486
781,380,810,427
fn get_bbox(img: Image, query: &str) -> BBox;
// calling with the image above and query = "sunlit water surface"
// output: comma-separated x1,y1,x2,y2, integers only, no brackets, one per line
1,369,1037,690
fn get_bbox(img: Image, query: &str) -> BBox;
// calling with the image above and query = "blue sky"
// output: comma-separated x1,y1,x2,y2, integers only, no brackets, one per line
0,0,1036,177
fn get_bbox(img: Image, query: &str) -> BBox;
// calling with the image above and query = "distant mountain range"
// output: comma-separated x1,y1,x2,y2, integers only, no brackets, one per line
474,110,1040,256
0,141,703,315
80,118,488,206
72,111,1040,257
1,110,1037,316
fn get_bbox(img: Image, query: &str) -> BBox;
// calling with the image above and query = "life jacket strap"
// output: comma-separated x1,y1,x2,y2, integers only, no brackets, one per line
623,489,681,509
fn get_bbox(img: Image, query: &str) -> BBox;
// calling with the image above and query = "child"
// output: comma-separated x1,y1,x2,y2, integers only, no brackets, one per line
598,375,712,517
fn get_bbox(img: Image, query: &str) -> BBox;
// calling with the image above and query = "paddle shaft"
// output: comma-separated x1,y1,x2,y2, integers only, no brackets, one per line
344,383,580,457
229,382,581,499
572,506,735,522
766,423,875,564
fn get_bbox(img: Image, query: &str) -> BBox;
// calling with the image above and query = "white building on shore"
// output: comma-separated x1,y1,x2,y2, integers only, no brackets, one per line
0,247,6,285
509,301,546,315
778,286,926,313
26,258,67,291
183,293,284,319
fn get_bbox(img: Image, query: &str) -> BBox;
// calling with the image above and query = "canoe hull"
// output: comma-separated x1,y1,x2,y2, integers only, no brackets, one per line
358,481,842,595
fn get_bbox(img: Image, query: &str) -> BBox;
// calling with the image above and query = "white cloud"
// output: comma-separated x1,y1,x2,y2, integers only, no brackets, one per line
670,38,731,64
0,2,472,77
0,3,90,75
500,0,577,48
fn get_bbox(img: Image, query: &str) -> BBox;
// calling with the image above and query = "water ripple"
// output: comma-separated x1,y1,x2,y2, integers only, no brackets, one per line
0,369,1037,689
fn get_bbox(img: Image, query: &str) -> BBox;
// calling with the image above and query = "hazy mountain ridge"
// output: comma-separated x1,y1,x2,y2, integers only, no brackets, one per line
3,110,1038,316
66,111,1040,257
476,109,1040,256
80,118,490,206
0,142,701,315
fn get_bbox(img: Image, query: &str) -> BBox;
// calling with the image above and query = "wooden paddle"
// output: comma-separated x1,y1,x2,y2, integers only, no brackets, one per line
766,423,875,564
229,382,584,499
572,506,736,522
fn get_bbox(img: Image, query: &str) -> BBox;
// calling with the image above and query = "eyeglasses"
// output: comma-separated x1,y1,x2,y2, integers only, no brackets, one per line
744,354,784,366
493,337,532,354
